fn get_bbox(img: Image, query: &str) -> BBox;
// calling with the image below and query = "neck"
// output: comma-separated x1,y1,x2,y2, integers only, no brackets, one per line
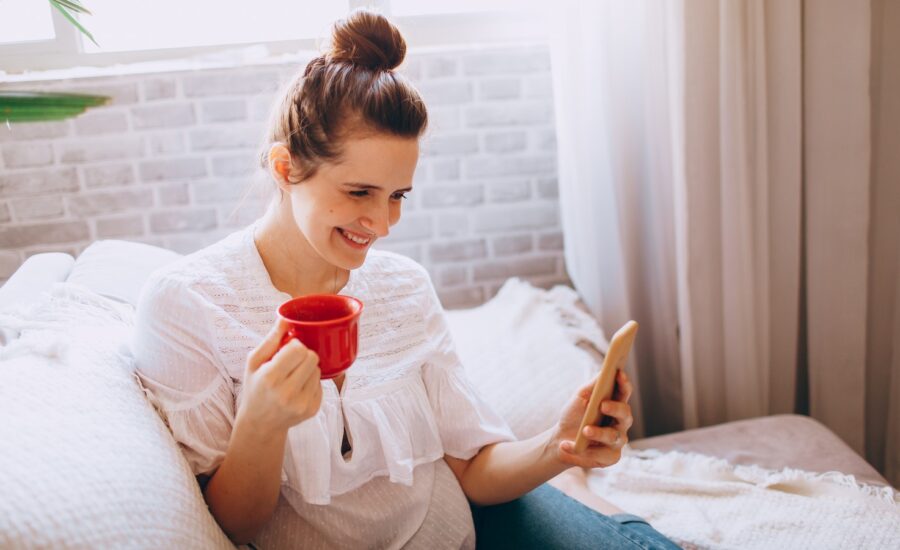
253,200,350,297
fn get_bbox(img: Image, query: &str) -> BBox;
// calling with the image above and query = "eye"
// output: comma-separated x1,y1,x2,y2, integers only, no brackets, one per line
349,190,369,198
391,192,409,201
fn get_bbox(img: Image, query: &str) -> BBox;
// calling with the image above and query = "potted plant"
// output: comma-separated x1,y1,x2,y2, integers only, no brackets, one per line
0,0,109,124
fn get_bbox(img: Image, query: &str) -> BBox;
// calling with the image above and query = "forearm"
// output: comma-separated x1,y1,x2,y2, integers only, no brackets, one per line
454,426,567,506
203,414,287,544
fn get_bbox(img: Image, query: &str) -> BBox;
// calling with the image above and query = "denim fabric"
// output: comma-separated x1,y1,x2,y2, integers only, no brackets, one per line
470,484,681,549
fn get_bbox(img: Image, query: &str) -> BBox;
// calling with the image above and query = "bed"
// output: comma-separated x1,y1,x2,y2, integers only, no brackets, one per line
0,240,897,549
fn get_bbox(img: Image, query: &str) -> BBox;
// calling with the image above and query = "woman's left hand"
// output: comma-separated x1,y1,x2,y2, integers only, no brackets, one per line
551,370,634,469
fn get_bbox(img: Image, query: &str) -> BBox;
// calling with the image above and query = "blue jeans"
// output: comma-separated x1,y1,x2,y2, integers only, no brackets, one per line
470,484,681,549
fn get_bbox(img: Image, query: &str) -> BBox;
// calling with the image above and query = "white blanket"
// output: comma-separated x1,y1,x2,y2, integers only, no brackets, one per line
581,447,900,549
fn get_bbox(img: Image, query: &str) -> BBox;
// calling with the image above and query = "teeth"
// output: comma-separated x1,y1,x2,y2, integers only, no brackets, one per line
340,229,370,245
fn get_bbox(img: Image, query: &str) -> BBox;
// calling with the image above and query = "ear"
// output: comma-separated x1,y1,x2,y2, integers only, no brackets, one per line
268,143,294,190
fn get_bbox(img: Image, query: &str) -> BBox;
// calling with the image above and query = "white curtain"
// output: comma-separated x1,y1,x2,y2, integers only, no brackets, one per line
550,0,900,486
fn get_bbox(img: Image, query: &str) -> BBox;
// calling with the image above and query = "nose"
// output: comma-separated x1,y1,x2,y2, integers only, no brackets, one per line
360,204,390,238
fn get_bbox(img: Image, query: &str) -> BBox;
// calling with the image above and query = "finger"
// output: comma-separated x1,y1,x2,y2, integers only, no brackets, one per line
285,349,320,391
577,375,598,400
558,440,621,468
613,370,634,403
581,426,627,449
247,318,292,372
600,400,632,425
258,339,309,383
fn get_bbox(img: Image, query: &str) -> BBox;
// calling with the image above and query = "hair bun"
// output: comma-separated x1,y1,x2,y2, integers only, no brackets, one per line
327,9,406,71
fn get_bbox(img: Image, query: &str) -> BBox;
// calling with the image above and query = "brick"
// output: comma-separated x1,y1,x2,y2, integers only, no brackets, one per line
139,158,207,182
148,133,186,156
523,76,553,99
465,103,552,127
189,126,262,151
536,177,559,198
0,121,69,142
2,143,53,168
11,196,64,220
538,231,564,251
202,99,248,123
218,200,267,228
192,181,248,204
82,163,135,188
67,189,153,216
432,159,460,181
429,239,487,263
0,251,21,278
463,50,551,76
211,154,257,177
156,183,190,206
535,128,557,150
484,132,527,153
163,231,229,255
23,246,79,260
74,110,129,135
428,107,461,132
473,256,557,282
400,58,423,80
492,234,533,256
150,209,218,233
249,95,278,122
58,137,144,163
438,265,467,287
438,286,484,310
466,155,555,178
182,71,281,97
373,241,422,263
422,183,484,208
0,221,89,248
421,133,479,157
423,57,459,78
132,103,196,129
384,214,433,242
478,78,521,100
143,78,177,101
474,205,559,233
437,213,469,237
0,203,9,223
416,81,473,106
0,168,78,198
487,180,531,203
68,82,139,105
96,214,145,238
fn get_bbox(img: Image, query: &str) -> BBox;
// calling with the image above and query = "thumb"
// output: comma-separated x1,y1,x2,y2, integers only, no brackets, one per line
247,318,292,372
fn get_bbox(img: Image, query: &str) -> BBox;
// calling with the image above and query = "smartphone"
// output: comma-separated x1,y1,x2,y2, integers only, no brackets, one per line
573,320,638,453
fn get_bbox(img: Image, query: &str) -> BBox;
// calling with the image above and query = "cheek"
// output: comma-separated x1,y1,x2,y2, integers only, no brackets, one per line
388,202,402,226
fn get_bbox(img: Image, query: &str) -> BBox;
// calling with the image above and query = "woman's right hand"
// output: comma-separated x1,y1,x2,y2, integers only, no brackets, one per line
238,318,323,435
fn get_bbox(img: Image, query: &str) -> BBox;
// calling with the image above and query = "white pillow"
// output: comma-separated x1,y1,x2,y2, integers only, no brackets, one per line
0,283,233,549
446,278,609,440
67,240,182,307
0,253,74,346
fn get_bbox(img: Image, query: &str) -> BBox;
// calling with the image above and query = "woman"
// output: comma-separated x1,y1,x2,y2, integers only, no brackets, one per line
133,9,678,550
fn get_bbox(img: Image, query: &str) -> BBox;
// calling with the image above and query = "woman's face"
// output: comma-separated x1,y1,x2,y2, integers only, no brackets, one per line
286,132,419,270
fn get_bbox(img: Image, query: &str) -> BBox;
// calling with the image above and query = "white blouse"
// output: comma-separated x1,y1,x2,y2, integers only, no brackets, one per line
131,221,514,549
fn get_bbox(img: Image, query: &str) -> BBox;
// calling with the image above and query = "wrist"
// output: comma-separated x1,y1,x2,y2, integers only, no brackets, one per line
233,408,288,447
542,426,569,473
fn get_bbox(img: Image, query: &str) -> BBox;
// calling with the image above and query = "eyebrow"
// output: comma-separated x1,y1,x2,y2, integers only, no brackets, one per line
344,182,413,192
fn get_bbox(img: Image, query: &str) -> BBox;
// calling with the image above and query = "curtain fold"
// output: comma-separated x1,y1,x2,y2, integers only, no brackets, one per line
550,0,898,486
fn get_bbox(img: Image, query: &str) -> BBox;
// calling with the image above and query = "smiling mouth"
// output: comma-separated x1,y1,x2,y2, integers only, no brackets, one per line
338,227,372,246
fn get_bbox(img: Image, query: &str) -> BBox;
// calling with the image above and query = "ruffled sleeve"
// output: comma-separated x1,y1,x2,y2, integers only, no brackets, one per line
419,272,515,459
131,273,235,477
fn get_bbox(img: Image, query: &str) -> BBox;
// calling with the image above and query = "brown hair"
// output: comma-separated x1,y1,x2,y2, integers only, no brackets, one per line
261,9,428,185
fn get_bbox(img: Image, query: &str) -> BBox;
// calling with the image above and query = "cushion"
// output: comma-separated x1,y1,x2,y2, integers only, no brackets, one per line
0,253,75,346
0,283,234,549
446,278,609,440
67,240,182,306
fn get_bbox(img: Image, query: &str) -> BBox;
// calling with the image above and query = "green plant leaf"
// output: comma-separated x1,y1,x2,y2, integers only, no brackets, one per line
49,0,99,47
0,91,110,123
50,0,92,15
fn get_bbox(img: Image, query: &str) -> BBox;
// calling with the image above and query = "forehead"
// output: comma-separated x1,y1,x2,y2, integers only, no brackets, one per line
327,133,419,186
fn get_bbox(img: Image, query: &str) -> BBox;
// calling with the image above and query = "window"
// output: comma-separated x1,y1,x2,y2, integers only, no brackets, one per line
0,0,543,77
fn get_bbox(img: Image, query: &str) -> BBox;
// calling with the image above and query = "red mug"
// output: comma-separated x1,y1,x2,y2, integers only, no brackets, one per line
277,294,364,380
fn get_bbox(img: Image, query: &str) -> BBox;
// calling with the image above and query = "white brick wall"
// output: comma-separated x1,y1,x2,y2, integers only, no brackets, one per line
0,44,568,308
